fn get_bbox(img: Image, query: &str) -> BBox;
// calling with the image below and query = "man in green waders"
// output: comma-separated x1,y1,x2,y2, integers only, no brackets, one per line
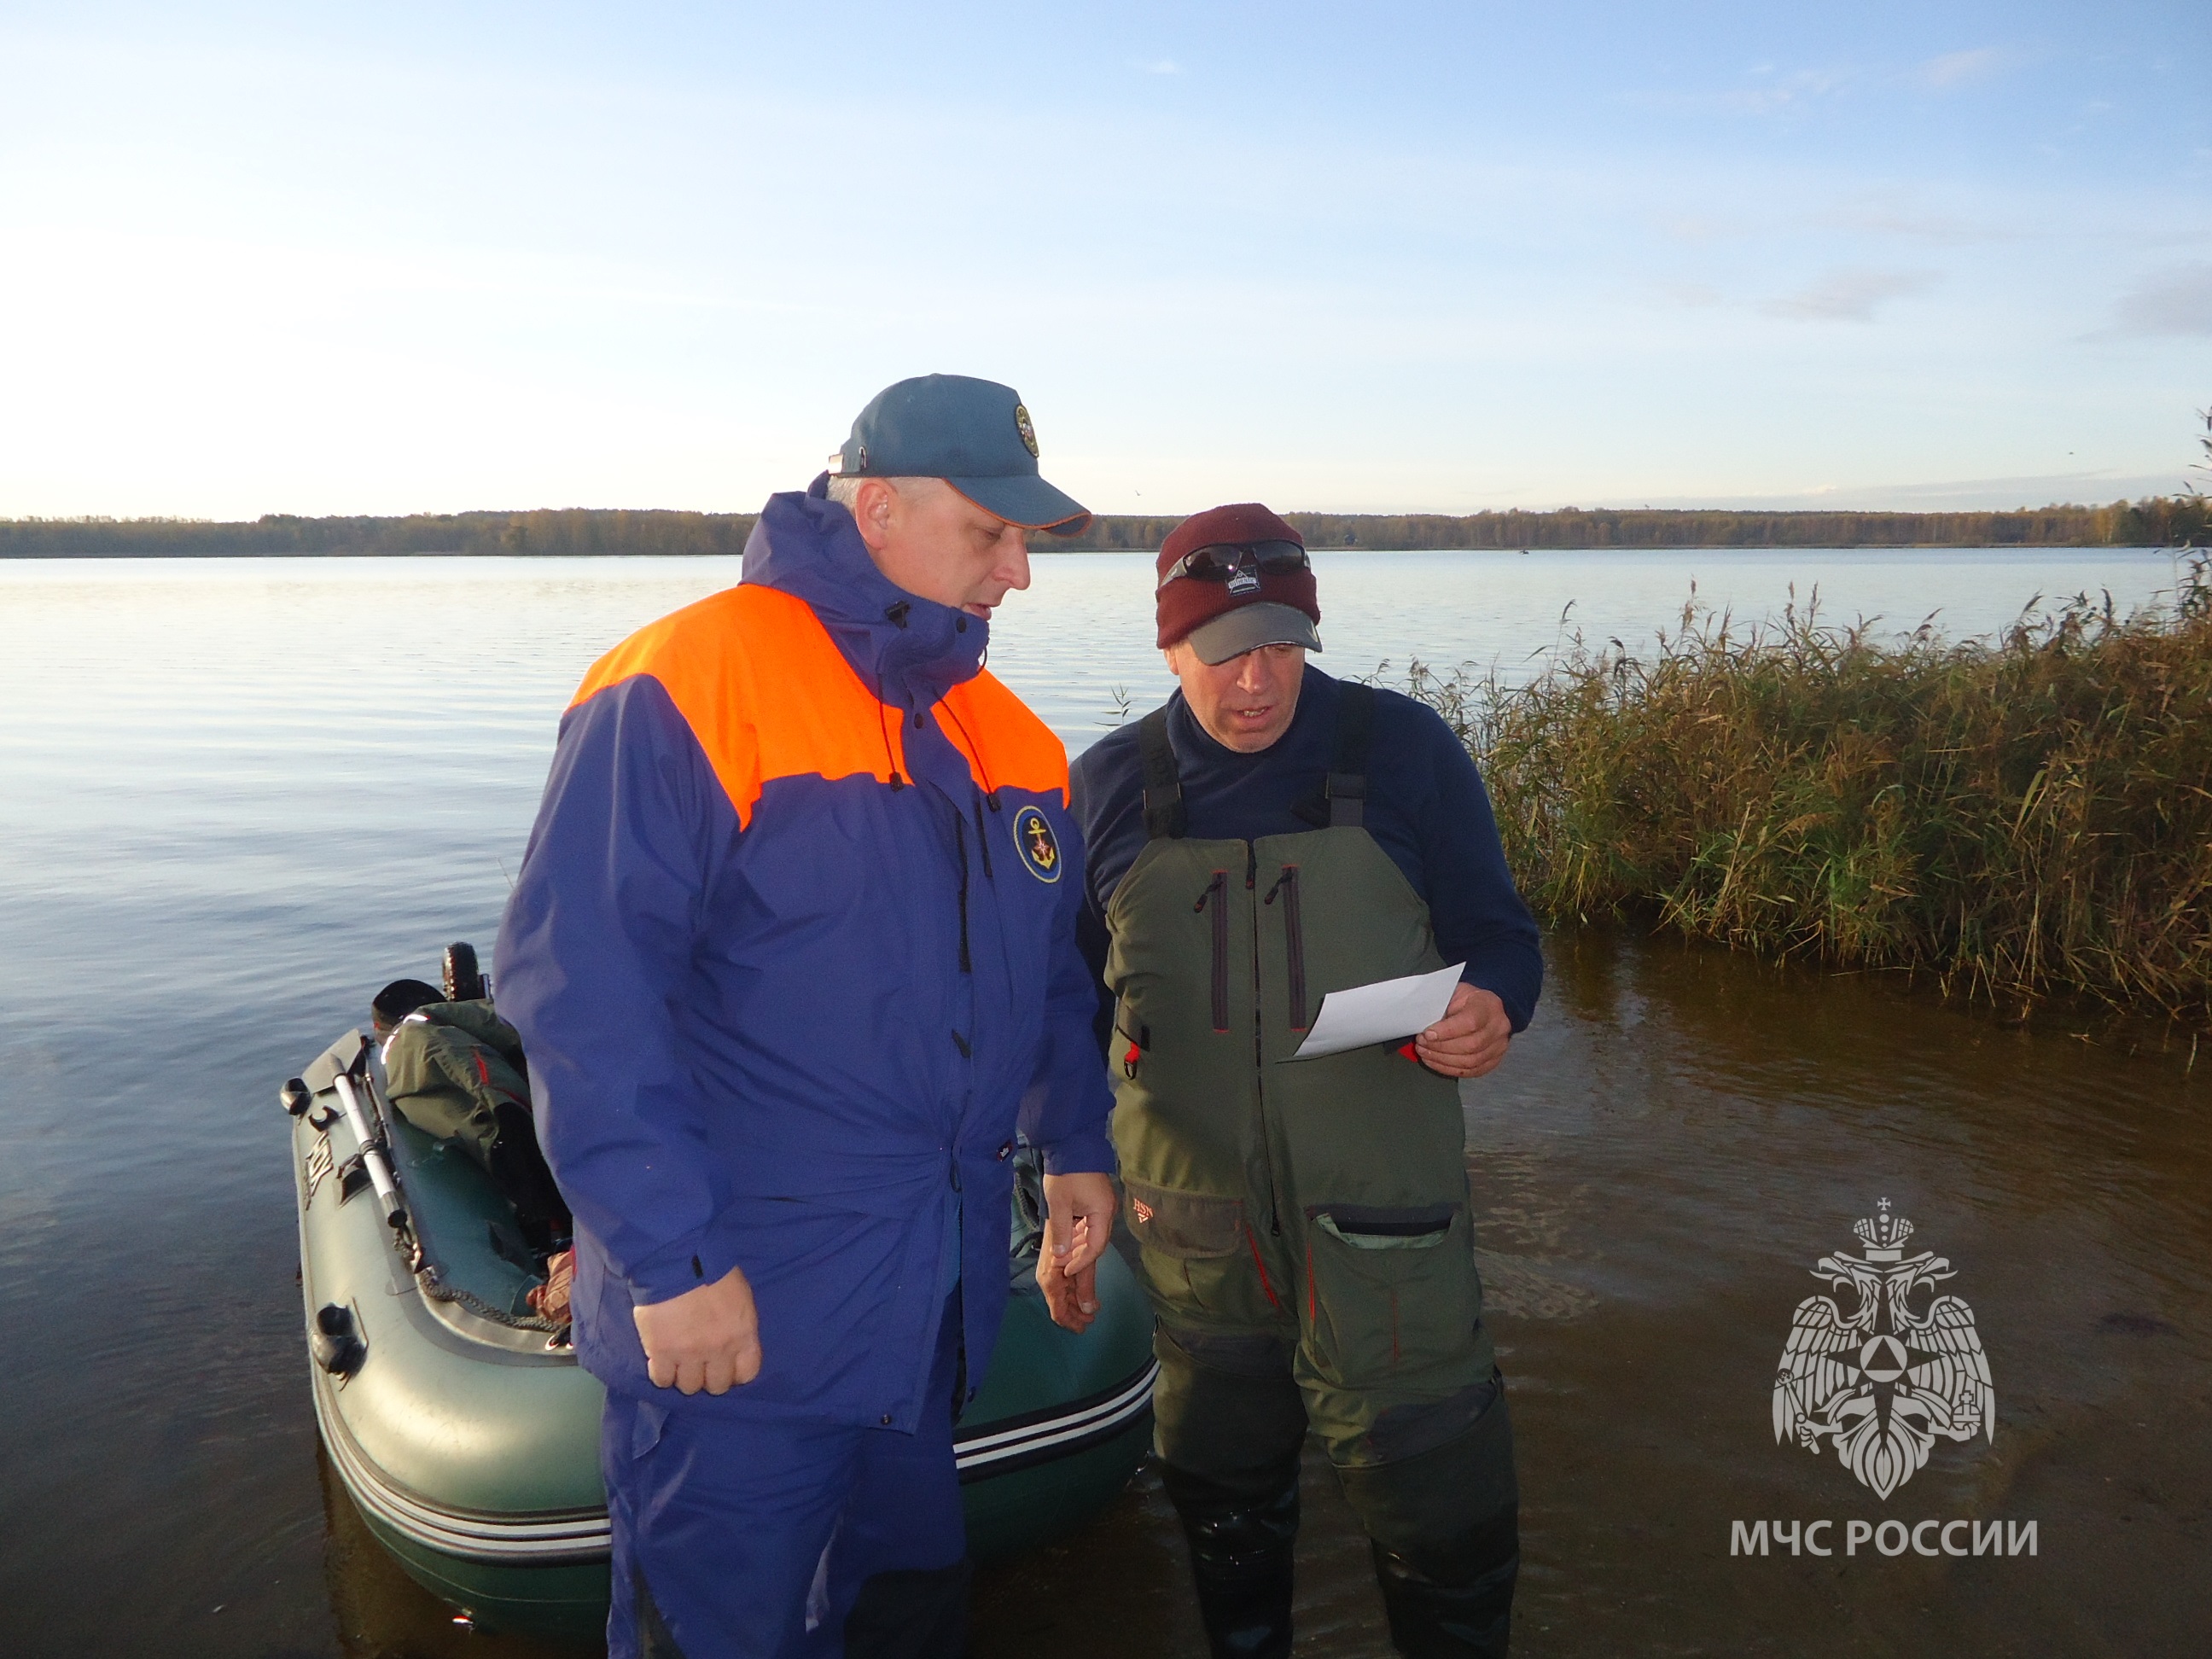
1070,503,1542,1659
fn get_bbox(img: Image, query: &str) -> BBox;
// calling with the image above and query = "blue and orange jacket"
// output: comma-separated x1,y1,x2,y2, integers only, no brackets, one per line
494,480,1114,1429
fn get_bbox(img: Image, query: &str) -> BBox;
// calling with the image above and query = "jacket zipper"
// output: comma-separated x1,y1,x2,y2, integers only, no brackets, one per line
969,795,993,879
954,816,973,975
1195,872,1229,1032
1264,865,1307,1030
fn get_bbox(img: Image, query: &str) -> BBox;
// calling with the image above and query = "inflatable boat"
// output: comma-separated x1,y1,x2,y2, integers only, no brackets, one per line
284,963,1155,1639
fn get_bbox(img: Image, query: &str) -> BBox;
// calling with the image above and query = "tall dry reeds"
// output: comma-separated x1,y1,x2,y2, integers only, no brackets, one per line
1408,562,2212,1027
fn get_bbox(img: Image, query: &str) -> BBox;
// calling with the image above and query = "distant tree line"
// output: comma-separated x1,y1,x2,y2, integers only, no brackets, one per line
0,509,760,559
1048,498,2212,550
5,497,2206,559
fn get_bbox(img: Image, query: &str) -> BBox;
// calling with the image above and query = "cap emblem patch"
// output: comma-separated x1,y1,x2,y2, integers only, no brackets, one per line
1012,805,1062,882
1227,567,1261,596
1013,403,1039,458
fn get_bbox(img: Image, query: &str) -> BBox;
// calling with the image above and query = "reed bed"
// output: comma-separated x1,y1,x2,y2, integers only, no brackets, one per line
1406,562,2212,1027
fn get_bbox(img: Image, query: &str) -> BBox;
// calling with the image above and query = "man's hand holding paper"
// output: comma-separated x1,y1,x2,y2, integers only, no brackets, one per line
1286,963,1512,1078
1412,981,1513,1079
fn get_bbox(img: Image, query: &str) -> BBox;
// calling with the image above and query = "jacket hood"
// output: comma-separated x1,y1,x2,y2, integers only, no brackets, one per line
740,478,989,712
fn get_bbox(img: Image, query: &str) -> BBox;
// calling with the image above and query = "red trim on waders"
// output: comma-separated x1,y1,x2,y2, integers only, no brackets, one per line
1244,1222,1284,1313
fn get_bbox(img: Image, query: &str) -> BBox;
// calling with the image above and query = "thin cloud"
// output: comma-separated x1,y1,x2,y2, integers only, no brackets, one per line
1628,66,1851,117
1761,268,1937,322
1633,472,2180,512
1819,193,2019,245
2112,263,2212,336
1915,48,2001,89
1140,59,1183,76
1660,212,1738,242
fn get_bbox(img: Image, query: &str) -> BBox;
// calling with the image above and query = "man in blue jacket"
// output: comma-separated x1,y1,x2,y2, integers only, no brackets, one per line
1072,503,1541,1659
496,375,1118,1659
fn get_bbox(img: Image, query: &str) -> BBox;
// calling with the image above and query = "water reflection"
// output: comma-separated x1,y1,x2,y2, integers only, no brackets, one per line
986,929,2212,1657
1,556,2205,1656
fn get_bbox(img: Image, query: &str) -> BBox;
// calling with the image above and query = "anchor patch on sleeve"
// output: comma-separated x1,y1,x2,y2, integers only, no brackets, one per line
1012,805,1062,882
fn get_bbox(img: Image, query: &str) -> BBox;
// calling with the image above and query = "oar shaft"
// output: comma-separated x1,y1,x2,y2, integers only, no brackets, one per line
331,1071,405,1222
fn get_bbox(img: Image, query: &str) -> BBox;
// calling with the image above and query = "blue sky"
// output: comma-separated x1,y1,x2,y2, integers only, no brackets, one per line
2,1,2205,519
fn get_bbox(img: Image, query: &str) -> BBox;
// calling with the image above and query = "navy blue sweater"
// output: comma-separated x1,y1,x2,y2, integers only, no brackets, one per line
1070,666,1542,1039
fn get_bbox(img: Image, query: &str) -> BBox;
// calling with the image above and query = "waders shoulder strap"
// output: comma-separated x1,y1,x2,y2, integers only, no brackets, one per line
1138,705,1187,840
1325,682,1376,828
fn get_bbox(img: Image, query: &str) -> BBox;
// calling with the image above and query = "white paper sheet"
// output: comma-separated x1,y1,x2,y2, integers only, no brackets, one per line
1285,962,1466,1060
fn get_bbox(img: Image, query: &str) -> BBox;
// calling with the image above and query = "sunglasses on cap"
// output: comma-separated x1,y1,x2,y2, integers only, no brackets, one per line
1156,539,1312,591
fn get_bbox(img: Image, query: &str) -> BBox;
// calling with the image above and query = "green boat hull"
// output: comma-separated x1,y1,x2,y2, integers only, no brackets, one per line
289,1029,1153,1640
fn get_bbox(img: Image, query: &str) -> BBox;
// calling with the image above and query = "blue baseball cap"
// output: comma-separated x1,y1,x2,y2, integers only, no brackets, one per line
829,374,1091,536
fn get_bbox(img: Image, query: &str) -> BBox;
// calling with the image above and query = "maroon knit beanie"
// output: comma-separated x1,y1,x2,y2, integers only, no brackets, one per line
1154,504,1320,650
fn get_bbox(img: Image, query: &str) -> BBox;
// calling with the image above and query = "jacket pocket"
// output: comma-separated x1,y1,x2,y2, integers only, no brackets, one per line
1125,1179,1282,1327
1302,1204,1483,1385
627,1394,672,1461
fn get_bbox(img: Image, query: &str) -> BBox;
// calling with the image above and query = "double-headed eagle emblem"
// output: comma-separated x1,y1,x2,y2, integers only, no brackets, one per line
1773,1201,1994,1499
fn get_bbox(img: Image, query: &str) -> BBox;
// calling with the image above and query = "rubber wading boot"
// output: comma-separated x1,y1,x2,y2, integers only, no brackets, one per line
1369,1510,1519,1659
843,1559,973,1659
1161,1470,1301,1659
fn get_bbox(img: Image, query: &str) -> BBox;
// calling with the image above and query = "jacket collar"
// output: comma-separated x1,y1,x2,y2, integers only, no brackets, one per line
740,475,989,712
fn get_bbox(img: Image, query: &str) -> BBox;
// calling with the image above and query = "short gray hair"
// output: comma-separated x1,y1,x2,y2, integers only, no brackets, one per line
824,474,940,512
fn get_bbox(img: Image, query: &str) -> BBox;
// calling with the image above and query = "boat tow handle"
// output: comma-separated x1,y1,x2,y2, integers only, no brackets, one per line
311,1302,365,1377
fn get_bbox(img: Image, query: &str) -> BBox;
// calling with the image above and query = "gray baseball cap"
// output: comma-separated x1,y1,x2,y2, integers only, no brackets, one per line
829,375,1091,535
1186,602,1324,666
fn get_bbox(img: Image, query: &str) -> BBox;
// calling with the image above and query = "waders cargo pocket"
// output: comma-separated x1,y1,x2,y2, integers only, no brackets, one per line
1125,1180,1281,1326
1303,1205,1481,1384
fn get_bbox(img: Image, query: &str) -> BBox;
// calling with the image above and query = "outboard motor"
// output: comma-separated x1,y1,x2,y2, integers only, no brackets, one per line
443,940,486,1003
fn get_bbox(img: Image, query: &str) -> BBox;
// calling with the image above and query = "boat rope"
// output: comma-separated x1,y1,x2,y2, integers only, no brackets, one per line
416,1264,570,1336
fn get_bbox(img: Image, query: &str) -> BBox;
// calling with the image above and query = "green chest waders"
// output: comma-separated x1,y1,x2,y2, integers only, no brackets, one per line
1105,688,1498,1465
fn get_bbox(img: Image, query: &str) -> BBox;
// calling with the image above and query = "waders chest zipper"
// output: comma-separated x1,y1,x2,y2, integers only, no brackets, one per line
1247,846,1284,1240
1194,873,1230,1032
1263,867,1307,1030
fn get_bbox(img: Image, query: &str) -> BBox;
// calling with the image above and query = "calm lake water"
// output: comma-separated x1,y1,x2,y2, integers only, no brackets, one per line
2,547,2207,1657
